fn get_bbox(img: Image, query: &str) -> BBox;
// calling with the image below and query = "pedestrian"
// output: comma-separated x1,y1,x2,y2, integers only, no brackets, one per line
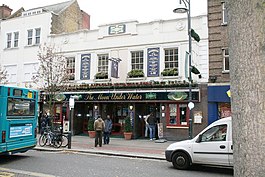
94,115,105,147
40,115,46,135
147,112,156,140
103,115,113,145
144,115,150,138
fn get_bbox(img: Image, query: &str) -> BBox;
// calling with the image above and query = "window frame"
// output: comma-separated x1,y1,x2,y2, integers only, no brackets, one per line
164,48,179,70
222,48,229,72
7,33,12,48
166,103,189,127
14,32,19,48
221,2,228,25
35,28,41,45
131,50,144,70
200,124,227,142
97,54,109,73
66,57,75,80
27,29,33,45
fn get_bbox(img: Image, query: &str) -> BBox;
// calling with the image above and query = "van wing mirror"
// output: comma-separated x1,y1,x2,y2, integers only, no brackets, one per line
196,134,202,143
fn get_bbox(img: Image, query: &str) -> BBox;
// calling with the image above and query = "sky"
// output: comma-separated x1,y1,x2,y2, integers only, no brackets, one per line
1,0,207,30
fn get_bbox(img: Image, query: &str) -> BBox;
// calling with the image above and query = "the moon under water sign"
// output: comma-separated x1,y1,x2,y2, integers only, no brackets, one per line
147,48,160,77
80,54,91,80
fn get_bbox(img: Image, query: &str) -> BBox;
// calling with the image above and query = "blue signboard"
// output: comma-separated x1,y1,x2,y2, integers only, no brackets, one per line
10,124,33,138
80,54,91,80
147,48,160,77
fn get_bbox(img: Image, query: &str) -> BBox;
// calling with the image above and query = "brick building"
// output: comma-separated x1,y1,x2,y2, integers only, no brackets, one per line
208,0,231,124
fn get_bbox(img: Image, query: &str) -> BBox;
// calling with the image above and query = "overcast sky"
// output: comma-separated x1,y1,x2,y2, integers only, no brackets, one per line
2,0,207,29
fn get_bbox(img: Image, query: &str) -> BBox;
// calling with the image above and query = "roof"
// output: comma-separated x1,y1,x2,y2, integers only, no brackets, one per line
27,0,75,14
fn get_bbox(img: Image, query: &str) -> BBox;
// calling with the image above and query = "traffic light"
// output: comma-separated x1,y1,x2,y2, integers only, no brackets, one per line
191,29,200,42
191,66,202,78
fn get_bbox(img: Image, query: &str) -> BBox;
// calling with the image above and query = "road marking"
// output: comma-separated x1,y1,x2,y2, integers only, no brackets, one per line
0,168,56,177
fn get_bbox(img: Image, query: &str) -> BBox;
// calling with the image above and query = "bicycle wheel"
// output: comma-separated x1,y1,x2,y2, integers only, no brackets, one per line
39,134,48,147
61,134,68,148
53,135,62,148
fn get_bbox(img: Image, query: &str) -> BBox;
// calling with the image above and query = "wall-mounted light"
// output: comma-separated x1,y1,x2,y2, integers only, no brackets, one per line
209,76,217,83
86,114,90,117
129,105,133,110
77,113,82,117
94,105,98,110
161,105,165,111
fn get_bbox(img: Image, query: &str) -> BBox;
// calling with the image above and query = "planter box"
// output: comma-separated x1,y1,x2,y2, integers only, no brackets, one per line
88,131,96,138
124,132,133,140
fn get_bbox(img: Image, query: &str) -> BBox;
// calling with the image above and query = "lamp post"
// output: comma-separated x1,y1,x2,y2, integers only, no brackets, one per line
173,0,193,139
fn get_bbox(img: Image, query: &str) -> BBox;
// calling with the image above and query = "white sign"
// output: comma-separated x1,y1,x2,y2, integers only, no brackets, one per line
69,98,75,109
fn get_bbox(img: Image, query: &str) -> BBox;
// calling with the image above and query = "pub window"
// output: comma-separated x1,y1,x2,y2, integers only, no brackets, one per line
35,28,41,44
164,48,178,69
97,54,109,73
222,48,229,72
131,51,144,70
222,2,228,25
66,57,75,80
167,103,189,127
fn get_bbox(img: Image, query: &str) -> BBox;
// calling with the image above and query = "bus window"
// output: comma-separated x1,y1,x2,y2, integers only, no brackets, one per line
7,98,35,116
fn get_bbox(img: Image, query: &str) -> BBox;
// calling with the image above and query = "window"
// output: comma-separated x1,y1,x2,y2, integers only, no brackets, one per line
131,51,144,70
167,104,188,126
222,2,228,25
222,48,229,72
7,98,35,116
27,30,33,45
35,28,41,44
7,33,12,48
200,124,227,142
97,54,109,73
5,65,17,83
66,57,75,80
164,48,178,70
23,63,38,82
14,32,19,47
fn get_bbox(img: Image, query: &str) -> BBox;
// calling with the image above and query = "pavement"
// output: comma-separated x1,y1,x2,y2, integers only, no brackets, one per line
34,134,174,160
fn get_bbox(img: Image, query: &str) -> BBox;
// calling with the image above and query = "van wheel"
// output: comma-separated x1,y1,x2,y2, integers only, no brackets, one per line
172,152,190,170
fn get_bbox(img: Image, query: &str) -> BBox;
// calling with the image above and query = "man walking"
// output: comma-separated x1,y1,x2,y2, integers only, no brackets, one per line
104,115,112,144
94,115,105,147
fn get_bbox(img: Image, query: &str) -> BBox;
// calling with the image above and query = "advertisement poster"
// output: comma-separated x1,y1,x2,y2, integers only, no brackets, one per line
147,48,160,77
10,124,33,138
80,54,91,80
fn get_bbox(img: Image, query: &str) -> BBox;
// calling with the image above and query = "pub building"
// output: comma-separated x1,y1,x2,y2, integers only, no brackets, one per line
50,83,208,141
45,16,209,140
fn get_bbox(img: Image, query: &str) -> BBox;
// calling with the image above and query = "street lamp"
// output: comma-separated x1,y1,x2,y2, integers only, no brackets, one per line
173,0,193,139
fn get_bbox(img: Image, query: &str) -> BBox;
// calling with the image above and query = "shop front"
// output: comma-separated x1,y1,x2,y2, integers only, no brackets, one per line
208,85,231,125
51,87,206,140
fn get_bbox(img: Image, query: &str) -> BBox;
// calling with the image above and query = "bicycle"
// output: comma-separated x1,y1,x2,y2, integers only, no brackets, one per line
39,126,62,148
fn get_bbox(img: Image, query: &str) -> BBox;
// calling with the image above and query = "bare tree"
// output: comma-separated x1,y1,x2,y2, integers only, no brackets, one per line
227,1,265,176
0,64,8,84
33,43,70,120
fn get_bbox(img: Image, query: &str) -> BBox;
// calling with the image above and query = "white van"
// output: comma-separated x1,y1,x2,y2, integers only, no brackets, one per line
165,117,233,170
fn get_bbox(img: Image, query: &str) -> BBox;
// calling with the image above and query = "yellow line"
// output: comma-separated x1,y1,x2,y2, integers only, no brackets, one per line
0,167,56,177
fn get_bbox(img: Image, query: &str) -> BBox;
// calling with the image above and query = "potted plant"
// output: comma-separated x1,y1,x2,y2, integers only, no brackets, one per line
87,118,96,138
127,69,144,78
124,116,133,140
161,68,178,76
95,72,108,79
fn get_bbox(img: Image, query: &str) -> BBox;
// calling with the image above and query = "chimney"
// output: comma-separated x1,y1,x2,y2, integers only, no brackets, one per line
0,4,13,19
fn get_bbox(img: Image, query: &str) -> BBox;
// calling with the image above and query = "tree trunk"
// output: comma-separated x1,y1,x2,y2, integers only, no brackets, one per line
227,1,265,176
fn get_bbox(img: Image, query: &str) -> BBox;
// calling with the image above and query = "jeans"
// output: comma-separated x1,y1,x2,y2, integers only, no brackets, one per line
145,124,150,137
95,131,103,147
103,132,110,144
149,124,156,139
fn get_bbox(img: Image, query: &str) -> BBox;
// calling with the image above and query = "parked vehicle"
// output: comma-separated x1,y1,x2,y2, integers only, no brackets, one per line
165,117,233,170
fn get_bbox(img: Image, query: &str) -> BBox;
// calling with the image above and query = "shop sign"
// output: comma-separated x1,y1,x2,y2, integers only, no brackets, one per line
147,48,160,77
65,91,199,102
80,54,91,80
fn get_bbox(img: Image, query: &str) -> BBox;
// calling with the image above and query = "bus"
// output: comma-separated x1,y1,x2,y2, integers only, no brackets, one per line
0,85,38,155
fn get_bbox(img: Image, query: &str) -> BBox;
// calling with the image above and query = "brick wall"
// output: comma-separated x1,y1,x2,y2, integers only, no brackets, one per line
208,0,230,83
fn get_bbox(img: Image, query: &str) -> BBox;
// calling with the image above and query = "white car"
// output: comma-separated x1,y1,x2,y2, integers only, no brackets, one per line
165,117,233,170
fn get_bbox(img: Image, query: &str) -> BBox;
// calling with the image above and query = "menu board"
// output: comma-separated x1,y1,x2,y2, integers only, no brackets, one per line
147,48,160,77
80,54,91,80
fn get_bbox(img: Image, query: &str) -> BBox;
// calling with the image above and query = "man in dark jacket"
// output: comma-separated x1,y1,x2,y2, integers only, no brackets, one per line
147,112,156,140
94,115,105,147
103,115,112,144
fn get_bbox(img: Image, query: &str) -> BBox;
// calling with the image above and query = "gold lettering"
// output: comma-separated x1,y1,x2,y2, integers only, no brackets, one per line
111,93,126,100
86,94,94,100
98,94,110,100
127,93,142,100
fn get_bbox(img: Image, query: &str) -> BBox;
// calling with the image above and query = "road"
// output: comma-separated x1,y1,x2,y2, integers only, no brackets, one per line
0,150,233,177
